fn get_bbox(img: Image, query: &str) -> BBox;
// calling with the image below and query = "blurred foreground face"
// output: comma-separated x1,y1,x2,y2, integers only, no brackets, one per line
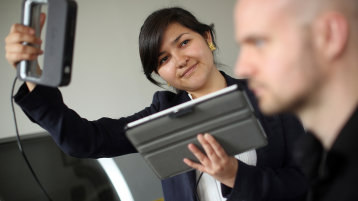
234,0,322,115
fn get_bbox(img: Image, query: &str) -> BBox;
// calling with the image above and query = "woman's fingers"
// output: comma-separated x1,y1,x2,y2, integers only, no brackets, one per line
10,23,35,35
183,143,207,171
187,143,211,166
184,133,230,171
5,43,43,66
5,29,42,45
197,134,221,163
5,24,43,67
203,133,227,158
183,157,205,172
6,51,42,64
184,133,238,187
6,43,42,54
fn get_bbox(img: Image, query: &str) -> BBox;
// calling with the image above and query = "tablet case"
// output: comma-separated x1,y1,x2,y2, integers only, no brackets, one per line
125,84,267,179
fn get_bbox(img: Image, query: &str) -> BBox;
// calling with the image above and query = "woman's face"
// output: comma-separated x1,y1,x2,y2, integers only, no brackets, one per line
157,23,216,92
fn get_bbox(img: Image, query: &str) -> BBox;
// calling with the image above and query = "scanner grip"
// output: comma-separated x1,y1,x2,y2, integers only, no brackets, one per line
18,0,47,82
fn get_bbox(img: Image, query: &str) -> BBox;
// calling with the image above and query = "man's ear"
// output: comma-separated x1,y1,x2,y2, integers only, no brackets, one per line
313,12,349,60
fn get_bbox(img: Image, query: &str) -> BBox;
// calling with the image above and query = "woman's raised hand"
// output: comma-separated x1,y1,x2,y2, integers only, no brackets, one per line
5,13,46,91
183,133,238,188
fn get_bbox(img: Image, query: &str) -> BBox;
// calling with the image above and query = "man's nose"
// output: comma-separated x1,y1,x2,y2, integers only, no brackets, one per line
235,52,255,78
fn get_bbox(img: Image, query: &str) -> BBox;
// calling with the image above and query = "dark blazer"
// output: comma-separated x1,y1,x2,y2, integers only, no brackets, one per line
15,72,307,201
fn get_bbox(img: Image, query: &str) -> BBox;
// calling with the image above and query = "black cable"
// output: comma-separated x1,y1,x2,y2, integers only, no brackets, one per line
194,171,204,201
11,77,53,201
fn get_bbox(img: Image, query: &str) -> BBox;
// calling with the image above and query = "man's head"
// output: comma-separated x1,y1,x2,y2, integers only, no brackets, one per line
234,0,358,116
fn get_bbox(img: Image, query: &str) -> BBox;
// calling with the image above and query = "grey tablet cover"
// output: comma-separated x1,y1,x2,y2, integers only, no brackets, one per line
125,84,267,179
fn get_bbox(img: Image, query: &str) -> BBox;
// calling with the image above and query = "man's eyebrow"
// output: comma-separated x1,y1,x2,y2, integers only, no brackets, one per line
240,34,266,44
159,33,189,57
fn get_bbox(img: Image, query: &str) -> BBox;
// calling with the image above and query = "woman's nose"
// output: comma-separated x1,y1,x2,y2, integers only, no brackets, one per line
173,53,189,69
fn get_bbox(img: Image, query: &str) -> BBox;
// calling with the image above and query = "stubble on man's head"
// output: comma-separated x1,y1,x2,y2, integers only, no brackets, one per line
286,0,358,23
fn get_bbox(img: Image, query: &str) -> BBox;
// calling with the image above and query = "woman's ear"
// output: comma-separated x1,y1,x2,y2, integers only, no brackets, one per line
205,31,216,51
313,12,349,61
205,30,213,44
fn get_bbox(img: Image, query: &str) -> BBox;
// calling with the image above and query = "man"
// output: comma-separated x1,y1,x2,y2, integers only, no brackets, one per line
234,0,358,201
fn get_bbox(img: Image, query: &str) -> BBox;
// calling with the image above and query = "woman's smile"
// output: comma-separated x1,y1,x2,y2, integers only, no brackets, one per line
180,63,198,78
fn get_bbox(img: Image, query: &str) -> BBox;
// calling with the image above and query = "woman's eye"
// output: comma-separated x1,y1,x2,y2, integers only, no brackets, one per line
180,39,189,47
159,56,169,65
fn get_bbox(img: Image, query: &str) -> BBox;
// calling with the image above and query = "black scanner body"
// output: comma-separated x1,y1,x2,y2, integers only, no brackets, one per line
17,0,77,87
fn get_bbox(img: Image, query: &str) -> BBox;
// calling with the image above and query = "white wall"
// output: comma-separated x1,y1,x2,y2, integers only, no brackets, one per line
0,0,238,139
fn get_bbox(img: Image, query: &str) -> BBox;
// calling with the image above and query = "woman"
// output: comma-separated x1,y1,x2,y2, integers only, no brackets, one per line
5,7,307,201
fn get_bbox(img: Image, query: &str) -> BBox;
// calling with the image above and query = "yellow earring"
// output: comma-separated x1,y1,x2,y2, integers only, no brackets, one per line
208,42,216,51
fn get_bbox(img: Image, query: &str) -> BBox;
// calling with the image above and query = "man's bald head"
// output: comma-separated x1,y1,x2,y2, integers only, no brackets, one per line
286,0,358,25
234,0,358,116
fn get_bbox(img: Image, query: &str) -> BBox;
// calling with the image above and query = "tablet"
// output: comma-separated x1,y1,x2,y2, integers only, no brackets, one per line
125,84,267,179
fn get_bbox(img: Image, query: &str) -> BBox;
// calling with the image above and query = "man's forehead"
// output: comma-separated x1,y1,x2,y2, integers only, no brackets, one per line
234,0,295,39
235,0,291,21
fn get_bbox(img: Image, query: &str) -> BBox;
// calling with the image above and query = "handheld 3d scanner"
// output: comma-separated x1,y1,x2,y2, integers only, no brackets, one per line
17,0,77,87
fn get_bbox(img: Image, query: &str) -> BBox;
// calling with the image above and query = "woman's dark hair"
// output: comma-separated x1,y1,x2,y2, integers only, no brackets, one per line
139,7,217,86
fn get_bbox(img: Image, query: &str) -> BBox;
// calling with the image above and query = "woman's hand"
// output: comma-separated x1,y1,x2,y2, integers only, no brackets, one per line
5,13,46,91
183,133,238,188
